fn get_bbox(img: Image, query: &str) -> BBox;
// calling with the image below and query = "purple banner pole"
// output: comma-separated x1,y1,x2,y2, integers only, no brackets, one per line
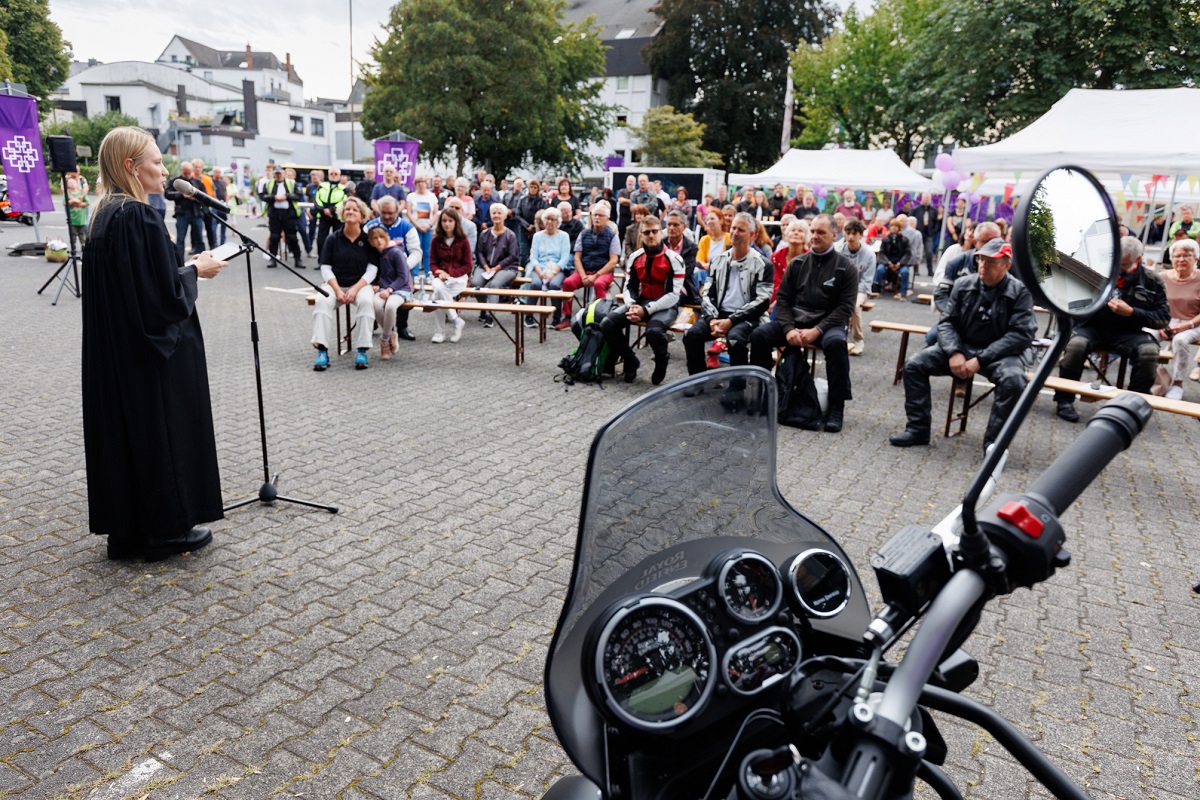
373,140,420,191
0,95,53,213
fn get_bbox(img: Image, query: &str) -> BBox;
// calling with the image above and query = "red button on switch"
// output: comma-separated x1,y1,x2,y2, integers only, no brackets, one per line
997,501,1044,538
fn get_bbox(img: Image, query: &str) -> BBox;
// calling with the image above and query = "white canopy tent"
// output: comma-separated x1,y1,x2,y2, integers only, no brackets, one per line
952,88,1200,175
728,148,930,193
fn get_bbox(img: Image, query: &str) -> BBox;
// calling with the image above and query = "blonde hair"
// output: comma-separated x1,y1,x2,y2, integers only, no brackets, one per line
338,196,370,221
93,126,155,222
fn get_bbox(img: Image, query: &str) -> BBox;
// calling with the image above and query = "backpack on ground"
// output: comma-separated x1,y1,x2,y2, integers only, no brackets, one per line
557,299,614,386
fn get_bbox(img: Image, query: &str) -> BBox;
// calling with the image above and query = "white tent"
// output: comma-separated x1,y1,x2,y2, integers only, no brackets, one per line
728,148,930,192
953,88,1200,175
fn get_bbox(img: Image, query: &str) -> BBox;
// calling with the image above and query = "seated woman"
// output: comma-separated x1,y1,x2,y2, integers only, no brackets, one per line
429,207,473,343
368,226,419,360
526,205,572,328
623,204,650,260
875,219,912,299
472,202,519,327
312,197,378,370
771,220,809,309
695,210,729,293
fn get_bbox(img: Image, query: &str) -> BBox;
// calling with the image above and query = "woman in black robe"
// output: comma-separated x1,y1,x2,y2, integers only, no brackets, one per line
82,126,228,562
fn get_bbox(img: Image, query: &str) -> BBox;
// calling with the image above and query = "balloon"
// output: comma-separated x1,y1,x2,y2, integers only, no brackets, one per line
941,172,959,191
935,152,954,172
816,187,828,198
812,182,824,194
969,191,982,203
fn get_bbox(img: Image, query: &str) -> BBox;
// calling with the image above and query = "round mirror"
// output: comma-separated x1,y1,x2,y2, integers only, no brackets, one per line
1013,166,1119,318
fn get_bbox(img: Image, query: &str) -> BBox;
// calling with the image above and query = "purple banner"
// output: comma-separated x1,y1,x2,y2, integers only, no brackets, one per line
373,140,419,191
0,95,53,213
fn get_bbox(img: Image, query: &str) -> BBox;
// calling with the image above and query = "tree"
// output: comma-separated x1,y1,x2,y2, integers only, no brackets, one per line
790,0,937,162
42,111,141,161
627,105,722,167
360,0,614,178
899,0,1200,148
0,29,14,83
0,0,70,117
645,0,836,173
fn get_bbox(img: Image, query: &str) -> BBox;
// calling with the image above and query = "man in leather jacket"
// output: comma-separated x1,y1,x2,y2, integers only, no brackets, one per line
1053,236,1169,421
890,239,1036,448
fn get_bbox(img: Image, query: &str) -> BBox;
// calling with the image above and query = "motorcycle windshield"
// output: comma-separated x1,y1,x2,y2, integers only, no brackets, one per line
544,367,870,785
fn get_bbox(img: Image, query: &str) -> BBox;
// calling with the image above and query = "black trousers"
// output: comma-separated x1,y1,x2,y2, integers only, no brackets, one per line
683,317,757,375
267,210,302,262
903,345,1026,444
316,213,343,256
1055,326,1160,399
750,321,852,407
600,305,674,365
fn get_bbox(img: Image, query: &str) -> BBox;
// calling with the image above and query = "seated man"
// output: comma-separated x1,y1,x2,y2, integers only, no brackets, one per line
598,215,685,385
663,209,700,304
559,201,619,329
874,219,912,298
926,221,1001,346
684,212,772,376
1054,236,1169,420
750,214,857,432
889,239,1035,449
364,195,422,338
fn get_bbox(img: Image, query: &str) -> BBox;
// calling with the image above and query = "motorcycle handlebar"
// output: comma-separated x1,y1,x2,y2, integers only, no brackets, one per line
1025,394,1151,517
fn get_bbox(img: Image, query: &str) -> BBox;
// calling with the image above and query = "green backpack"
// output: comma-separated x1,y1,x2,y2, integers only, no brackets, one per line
556,299,615,386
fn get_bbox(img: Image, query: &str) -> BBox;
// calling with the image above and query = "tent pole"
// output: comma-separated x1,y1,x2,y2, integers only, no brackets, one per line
1160,175,1179,252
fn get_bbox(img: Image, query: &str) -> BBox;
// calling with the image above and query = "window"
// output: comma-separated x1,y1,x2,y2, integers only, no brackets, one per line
311,118,325,137
182,134,193,145
170,54,178,63
201,134,211,145
616,114,628,125
289,115,304,134
232,138,245,148
630,149,642,164
616,76,629,91
615,28,637,40
203,71,213,81
105,95,121,113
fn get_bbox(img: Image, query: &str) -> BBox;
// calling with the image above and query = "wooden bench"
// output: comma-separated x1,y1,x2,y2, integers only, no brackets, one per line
1086,349,1172,390
916,293,933,305
1043,376,1200,419
870,320,932,385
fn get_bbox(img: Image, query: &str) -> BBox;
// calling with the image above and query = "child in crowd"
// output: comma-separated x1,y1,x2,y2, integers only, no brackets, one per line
66,177,89,251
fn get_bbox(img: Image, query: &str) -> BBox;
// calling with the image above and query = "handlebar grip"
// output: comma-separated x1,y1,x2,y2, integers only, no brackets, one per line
1025,394,1152,517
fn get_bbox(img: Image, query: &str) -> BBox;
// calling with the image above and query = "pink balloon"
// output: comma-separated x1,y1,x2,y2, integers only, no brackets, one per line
817,187,828,198
812,182,824,193
935,153,954,172
969,191,982,203
940,172,959,191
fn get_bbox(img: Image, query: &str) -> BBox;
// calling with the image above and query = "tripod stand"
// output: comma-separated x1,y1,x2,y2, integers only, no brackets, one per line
36,172,81,305
205,207,339,515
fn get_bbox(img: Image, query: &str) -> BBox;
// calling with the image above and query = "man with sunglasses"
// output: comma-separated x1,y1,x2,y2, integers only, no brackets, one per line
890,238,1036,449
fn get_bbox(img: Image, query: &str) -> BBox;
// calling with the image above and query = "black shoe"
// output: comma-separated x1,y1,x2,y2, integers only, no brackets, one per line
267,262,277,268
1055,401,1080,422
483,315,495,329
823,409,844,433
651,359,668,385
294,261,303,270
889,429,930,447
145,526,213,563
398,328,416,341
624,354,640,383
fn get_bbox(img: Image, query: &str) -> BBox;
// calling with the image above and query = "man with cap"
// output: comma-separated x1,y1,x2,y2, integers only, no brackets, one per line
261,166,305,269
890,238,1036,449
1053,236,1169,421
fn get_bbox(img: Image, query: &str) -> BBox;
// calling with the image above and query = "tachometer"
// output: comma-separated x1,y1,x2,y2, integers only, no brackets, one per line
593,596,717,732
786,549,852,618
717,552,783,624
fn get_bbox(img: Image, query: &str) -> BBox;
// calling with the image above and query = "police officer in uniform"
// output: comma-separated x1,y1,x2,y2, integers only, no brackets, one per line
315,167,348,261
262,167,304,269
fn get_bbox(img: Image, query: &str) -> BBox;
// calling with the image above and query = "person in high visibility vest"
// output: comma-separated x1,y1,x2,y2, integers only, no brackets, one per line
262,167,305,269
315,167,347,257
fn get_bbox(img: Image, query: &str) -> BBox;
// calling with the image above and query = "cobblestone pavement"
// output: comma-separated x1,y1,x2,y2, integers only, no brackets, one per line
2,218,1198,799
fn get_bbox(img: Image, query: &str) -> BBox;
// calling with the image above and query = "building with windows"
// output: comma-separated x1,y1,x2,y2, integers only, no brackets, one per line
561,0,667,179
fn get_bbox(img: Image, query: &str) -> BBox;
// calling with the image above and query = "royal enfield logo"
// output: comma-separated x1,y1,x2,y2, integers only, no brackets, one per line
1,135,39,174
378,147,414,183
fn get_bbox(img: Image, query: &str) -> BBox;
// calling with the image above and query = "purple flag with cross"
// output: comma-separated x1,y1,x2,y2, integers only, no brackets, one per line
373,140,420,191
0,95,53,213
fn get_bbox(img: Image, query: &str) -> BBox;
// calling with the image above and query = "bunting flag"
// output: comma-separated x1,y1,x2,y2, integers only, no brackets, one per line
969,173,985,191
1002,183,1015,205
1144,182,1153,200
1127,174,1139,192
1119,173,1132,191
1188,176,1199,193
1013,171,1022,185
1124,200,1132,210
1115,191,1126,207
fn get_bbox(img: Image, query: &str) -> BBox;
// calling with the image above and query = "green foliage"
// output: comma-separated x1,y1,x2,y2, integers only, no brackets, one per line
790,0,936,161
0,28,14,82
627,105,722,167
898,0,1200,148
42,111,142,166
645,0,835,173
0,0,71,117
1026,185,1057,282
360,0,614,178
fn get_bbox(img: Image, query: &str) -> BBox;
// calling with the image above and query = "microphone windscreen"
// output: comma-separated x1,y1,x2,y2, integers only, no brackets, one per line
172,178,195,196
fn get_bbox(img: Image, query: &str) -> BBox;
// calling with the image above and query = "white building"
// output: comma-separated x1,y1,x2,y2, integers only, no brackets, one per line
561,0,668,180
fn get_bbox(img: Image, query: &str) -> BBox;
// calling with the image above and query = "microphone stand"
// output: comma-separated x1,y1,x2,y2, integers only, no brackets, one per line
202,205,339,515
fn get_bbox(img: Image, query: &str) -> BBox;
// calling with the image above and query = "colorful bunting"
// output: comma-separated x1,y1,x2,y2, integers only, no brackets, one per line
1003,183,1015,205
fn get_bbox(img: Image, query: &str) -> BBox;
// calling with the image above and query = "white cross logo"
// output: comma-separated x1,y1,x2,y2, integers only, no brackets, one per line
379,148,414,183
1,135,40,174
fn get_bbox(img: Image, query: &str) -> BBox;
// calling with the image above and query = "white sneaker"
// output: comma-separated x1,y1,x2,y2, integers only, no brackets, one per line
1165,385,1184,400
450,315,466,343
1190,366,1200,382
431,332,445,344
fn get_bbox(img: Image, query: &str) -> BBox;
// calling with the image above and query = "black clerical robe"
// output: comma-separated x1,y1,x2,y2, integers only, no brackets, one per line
82,198,223,546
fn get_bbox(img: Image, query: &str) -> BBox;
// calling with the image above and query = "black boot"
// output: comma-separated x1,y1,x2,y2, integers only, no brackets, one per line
823,403,844,433
623,353,640,383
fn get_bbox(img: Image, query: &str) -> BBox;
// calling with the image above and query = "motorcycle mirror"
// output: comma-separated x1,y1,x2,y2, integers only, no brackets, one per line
1011,166,1120,318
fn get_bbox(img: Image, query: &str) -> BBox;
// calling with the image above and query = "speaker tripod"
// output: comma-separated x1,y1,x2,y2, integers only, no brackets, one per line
35,170,81,304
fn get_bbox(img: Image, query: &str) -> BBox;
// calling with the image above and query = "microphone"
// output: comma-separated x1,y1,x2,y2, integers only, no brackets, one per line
172,178,230,214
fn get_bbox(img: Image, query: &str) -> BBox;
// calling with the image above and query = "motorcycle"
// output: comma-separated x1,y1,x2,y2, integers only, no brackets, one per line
542,166,1149,800
0,174,39,225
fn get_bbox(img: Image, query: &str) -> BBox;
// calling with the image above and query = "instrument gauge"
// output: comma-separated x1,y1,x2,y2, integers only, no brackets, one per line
786,549,852,618
718,552,783,624
593,597,717,732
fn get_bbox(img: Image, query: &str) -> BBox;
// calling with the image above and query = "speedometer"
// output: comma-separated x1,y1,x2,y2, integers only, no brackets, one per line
717,552,783,624
592,596,717,732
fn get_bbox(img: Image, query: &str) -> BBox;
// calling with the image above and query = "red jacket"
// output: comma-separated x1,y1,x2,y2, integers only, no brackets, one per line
431,235,473,278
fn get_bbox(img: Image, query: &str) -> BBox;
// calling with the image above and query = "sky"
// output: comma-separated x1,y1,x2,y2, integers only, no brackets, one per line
49,0,396,102
49,0,870,103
